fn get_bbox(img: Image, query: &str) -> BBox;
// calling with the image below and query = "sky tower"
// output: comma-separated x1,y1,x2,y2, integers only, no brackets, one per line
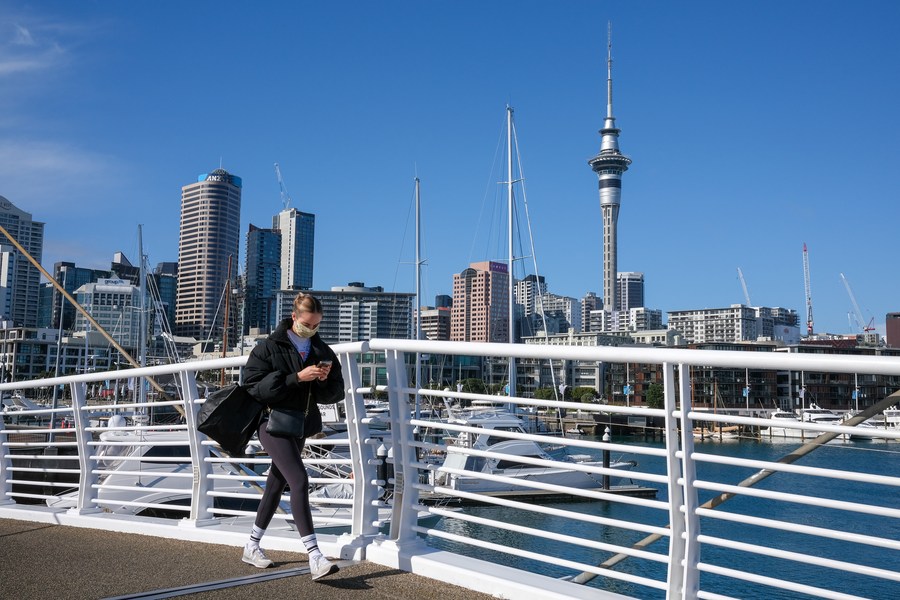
588,25,631,315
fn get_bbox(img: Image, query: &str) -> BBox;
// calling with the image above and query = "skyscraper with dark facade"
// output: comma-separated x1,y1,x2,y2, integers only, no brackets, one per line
47,262,111,329
245,223,281,333
175,169,241,340
274,208,315,291
616,272,644,312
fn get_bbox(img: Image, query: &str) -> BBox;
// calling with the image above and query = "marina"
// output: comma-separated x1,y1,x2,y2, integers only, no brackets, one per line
3,339,900,599
2,5,900,600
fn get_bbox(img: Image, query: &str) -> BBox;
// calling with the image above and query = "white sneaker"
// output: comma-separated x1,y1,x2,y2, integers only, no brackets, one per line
309,553,339,580
242,544,274,568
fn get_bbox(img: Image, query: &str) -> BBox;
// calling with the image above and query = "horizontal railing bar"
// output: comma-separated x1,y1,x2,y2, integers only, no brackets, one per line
695,507,900,551
692,481,900,518
691,451,900,486
415,524,668,592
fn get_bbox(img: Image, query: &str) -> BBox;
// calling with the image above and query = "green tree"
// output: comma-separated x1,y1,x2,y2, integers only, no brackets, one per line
533,387,556,400
646,382,664,409
460,378,486,395
571,386,598,403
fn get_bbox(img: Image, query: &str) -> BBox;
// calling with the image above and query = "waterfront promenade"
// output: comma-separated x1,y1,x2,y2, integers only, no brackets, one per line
1,518,494,600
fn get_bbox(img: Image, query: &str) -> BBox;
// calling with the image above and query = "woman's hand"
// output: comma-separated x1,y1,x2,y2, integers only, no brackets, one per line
296,364,329,382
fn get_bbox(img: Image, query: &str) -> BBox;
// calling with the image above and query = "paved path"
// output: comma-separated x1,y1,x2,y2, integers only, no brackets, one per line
1,518,496,600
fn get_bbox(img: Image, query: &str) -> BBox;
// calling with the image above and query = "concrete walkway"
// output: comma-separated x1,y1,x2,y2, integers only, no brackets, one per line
1,518,496,600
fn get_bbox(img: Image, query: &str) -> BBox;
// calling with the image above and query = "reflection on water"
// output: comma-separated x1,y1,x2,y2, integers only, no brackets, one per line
424,437,900,599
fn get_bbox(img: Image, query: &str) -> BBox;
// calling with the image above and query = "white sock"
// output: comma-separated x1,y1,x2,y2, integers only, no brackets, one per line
249,525,266,548
301,533,323,559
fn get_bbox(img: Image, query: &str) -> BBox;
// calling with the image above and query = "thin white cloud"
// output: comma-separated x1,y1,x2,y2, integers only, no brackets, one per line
0,17,71,77
0,55,56,75
13,23,35,46
0,138,128,211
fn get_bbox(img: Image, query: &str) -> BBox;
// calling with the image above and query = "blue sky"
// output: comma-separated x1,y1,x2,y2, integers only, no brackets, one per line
1,1,898,336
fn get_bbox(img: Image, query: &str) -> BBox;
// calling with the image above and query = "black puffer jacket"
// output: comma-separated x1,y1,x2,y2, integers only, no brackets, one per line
243,318,344,438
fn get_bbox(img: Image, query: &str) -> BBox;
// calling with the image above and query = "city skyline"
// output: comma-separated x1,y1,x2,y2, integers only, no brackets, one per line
1,2,898,335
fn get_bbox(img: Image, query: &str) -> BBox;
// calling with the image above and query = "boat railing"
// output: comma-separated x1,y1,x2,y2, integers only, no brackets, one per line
2,339,900,599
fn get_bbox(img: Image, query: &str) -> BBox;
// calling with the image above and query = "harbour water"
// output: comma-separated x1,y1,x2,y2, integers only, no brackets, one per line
425,436,900,599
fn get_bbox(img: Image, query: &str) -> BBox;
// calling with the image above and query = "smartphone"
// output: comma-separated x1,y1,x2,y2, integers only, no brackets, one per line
317,360,332,367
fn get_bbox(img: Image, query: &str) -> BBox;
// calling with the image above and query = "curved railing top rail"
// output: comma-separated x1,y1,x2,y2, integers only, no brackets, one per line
368,338,900,375
0,340,369,392
3,337,898,394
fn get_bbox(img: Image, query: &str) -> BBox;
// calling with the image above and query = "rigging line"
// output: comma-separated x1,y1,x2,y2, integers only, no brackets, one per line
384,180,419,340
390,180,417,294
204,277,230,346
145,270,181,363
467,114,508,267
511,113,559,402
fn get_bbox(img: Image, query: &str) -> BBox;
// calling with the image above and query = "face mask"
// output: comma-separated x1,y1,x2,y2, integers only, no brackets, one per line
293,321,319,338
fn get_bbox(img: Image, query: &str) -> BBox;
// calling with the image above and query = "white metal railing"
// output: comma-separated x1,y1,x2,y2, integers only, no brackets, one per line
1,339,899,599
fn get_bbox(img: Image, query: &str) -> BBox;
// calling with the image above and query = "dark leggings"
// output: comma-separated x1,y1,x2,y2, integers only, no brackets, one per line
254,419,315,537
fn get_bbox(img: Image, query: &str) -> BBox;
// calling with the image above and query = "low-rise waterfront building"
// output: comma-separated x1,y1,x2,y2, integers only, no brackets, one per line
667,305,800,344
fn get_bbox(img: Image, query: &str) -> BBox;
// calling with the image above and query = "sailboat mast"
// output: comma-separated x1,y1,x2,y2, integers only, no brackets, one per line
137,225,147,405
414,176,422,418
506,106,516,398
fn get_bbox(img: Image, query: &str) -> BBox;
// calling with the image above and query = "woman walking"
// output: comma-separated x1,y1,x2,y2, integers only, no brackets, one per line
241,293,345,581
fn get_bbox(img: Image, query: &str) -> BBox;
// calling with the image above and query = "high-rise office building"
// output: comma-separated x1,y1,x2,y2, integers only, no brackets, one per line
0,195,44,328
274,208,315,291
541,293,582,333
175,169,241,340
73,278,141,354
515,274,547,317
588,35,631,323
450,261,509,343
47,262,112,330
152,262,178,337
245,224,281,333
581,292,601,333
886,313,900,348
616,272,644,311
417,306,451,341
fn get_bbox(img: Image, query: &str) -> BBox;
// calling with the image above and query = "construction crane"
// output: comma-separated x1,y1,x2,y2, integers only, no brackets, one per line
274,162,292,210
737,267,752,306
840,273,875,333
802,243,814,336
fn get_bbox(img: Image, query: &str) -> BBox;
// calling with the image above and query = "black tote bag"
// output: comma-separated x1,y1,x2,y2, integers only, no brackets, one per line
196,385,263,456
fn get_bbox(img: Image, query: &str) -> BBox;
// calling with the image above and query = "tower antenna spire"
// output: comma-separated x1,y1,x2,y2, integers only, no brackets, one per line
607,21,613,119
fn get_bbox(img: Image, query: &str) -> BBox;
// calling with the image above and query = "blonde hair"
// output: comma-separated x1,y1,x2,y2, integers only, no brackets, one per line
293,293,323,315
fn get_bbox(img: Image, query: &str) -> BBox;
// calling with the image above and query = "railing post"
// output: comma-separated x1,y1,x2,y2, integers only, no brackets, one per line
0,420,12,505
339,347,380,538
71,382,101,514
674,362,701,599
180,369,215,523
384,348,419,544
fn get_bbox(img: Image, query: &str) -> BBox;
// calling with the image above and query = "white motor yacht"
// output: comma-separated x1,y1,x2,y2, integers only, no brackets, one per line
431,410,636,495
763,409,820,439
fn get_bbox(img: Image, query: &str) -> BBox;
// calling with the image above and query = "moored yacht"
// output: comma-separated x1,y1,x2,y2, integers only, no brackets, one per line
763,408,819,439
430,410,636,496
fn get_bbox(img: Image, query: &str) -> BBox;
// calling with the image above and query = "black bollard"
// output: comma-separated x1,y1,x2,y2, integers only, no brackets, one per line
602,426,611,490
